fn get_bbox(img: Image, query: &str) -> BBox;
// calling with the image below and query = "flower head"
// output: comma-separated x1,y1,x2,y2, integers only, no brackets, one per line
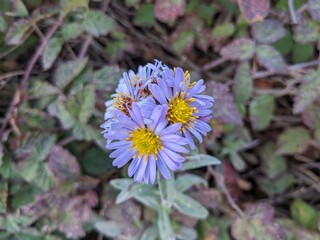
149,67,214,149
101,60,214,184
104,103,189,184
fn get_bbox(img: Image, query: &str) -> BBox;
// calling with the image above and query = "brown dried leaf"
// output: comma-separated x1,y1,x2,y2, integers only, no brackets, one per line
155,0,186,23
206,81,243,125
238,0,270,24
48,145,80,181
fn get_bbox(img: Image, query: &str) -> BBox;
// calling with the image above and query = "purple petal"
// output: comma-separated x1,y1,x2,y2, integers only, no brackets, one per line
106,141,131,150
163,148,185,162
174,68,184,95
134,159,147,183
112,149,135,168
159,150,182,171
162,142,189,154
129,102,144,128
150,84,167,105
157,156,171,179
184,130,196,150
161,123,182,136
128,157,140,177
160,134,189,145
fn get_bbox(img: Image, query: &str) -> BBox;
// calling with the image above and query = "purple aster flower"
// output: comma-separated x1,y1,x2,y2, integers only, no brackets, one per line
103,102,189,184
149,67,214,149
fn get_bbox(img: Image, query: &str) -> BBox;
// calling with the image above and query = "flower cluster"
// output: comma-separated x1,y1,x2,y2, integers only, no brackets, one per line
101,60,213,184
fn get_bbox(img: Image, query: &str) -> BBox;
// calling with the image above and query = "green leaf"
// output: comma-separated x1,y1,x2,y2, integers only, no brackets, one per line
134,4,155,26
276,127,311,155
10,0,29,17
72,122,99,140
42,37,63,70
292,43,314,64
256,45,287,74
133,186,161,210
258,174,295,196
61,0,88,14
273,30,293,56
140,224,158,240
249,94,274,130
308,0,320,21
48,98,76,129
0,14,7,32
291,199,319,231
252,19,285,43
182,154,221,171
61,22,84,40
110,178,134,190
80,148,113,176
158,206,175,240
159,172,176,208
220,38,255,60
174,191,208,219
54,58,88,89
175,174,207,192
212,22,235,38
29,79,60,98
176,226,197,240
293,21,319,44
172,30,195,54
65,84,95,123
94,220,125,238
260,142,287,178
234,62,252,104
293,70,320,114
82,10,115,37
5,19,31,45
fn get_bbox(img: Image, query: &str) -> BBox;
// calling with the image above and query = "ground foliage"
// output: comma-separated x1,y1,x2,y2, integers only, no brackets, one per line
0,0,320,239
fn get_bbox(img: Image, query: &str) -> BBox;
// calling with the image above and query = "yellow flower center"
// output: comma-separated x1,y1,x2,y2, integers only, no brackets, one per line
167,95,198,126
127,128,162,159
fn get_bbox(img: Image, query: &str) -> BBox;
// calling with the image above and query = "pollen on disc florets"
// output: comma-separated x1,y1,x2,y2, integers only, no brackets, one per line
113,92,134,115
127,128,163,159
167,94,198,126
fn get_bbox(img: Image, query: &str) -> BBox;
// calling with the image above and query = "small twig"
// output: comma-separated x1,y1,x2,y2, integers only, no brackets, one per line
58,136,77,146
253,60,319,79
208,166,245,218
78,35,92,58
288,0,298,24
0,71,25,82
0,15,65,138
202,58,227,71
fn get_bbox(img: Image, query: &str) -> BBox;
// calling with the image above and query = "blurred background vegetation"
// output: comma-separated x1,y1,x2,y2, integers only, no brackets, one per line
0,0,320,239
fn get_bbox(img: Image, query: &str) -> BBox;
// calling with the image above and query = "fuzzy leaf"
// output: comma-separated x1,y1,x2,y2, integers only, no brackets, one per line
252,19,286,43
174,192,208,219
211,22,235,39
0,14,7,32
48,98,76,129
175,174,207,192
158,206,175,240
10,0,28,17
294,21,319,44
140,225,158,240
159,173,176,208
206,81,243,125
238,0,270,23
250,94,274,130
29,80,60,98
82,10,115,37
276,127,311,155
5,19,31,45
232,203,286,240
155,0,186,23
42,37,63,70
293,70,320,114
308,0,320,21
48,145,80,181
94,220,125,238
183,154,221,171
176,226,197,240
54,58,88,89
220,38,255,61
234,62,252,104
256,45,287,73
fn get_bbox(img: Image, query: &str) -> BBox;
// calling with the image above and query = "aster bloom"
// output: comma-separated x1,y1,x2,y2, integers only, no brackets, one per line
104,102,189,184
149,67,214,149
